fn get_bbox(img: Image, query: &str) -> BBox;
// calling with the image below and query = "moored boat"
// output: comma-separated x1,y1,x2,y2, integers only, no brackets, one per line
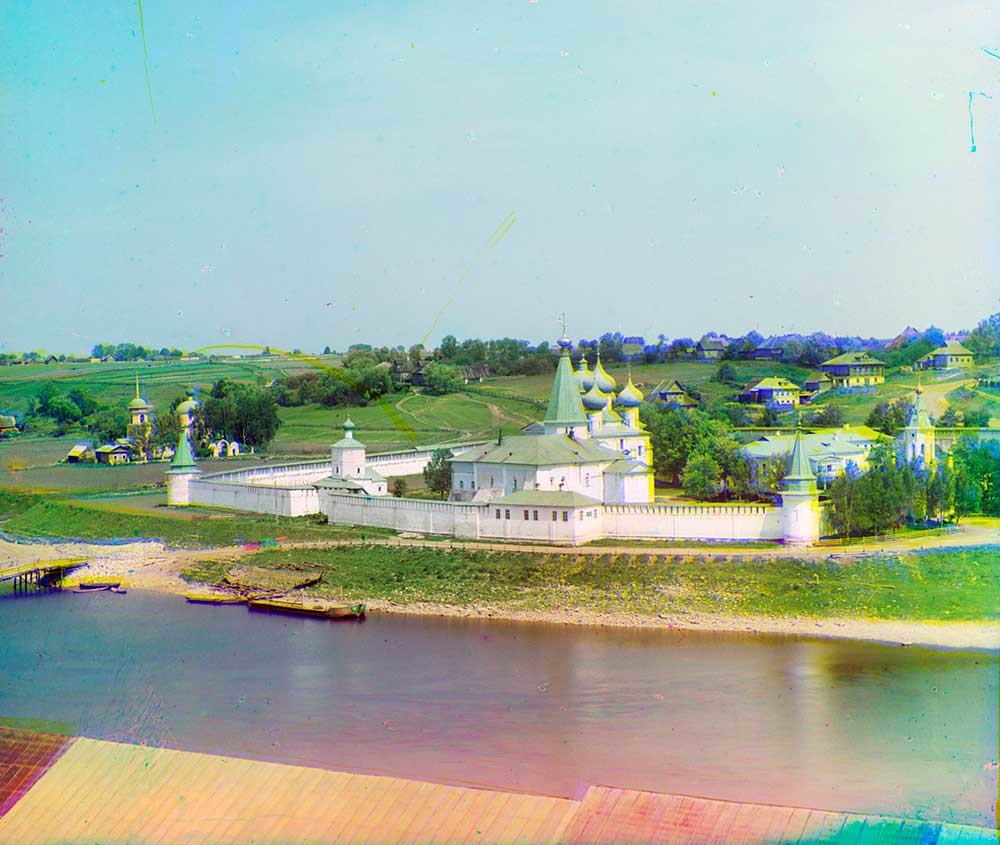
77,578,122,590
185,592,246,605
247,598,366,620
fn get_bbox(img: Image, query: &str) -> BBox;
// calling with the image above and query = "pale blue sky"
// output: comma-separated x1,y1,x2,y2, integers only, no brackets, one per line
3,2,999,354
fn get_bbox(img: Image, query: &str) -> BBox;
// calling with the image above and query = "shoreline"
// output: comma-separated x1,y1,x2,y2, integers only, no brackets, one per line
3,537,998,651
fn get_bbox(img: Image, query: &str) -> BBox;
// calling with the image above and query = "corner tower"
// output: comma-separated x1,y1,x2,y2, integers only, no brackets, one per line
780,423,820,544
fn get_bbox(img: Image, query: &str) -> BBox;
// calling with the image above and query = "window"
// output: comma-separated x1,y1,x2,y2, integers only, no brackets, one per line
523,510,529,520
552,511,558,522
533,510,538,521
562,511,568,522
585,473,590,486
578,511,583,521
471,480,475,489
505,509,510,520
495,509,501,519
459,480,464,489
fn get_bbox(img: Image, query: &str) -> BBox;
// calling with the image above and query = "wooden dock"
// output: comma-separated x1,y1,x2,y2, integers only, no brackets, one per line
0,559,87,592
0,729,994,843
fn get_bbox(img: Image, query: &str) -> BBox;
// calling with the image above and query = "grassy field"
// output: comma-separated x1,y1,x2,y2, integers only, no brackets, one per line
2,498,391,547
273,390,536,452
180,544,1000,622
0,357,320,415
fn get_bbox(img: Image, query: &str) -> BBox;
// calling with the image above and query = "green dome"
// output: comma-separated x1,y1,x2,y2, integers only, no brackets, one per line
177,397,198,413
343,417,355,430
129,396,151,411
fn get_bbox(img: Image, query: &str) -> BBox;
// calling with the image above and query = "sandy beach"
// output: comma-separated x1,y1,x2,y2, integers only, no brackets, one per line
3,536,997,651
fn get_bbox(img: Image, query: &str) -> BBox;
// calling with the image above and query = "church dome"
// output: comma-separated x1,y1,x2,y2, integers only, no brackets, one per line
574,358,594,392
615,377,643,408
129,396,151,411
177,397,198,414
592,357,617,393
582,384,609,411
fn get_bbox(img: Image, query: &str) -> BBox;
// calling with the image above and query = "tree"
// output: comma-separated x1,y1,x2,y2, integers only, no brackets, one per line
422,362,462,395
391,478,408,497
46,395,82,424
808,404,845,427
681,451,722,499
323,346,332,355
86,406,129,444
201,383,282,448
422,449,453,499
35,381,60,415
712,363,737,384
439,335,459,360
67,387,98,418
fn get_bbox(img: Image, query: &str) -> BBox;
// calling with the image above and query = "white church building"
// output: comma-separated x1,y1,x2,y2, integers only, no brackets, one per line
166,334,823,545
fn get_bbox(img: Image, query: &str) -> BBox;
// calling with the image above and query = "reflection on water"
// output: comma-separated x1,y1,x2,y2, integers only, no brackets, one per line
0,590,995,826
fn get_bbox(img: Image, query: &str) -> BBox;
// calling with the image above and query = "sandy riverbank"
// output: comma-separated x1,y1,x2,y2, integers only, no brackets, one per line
3,537,998,651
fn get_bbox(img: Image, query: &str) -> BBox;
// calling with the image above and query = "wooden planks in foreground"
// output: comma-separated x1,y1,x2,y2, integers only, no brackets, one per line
0,735,995,844
0,738,577,844
558,785,998,845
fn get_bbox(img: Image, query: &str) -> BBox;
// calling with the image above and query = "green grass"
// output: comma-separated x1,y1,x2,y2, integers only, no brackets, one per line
2,499,391,547
180,544,1000,622
0,716,76,736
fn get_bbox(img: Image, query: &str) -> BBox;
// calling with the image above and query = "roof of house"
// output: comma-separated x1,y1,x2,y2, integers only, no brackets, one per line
804,372,832,383
96,443,131,454
743,427,883,462
492,490,602,507
820,352,885,367
455,434,613,467
696,338,727,350
0,415,17,428
741,377,801,393
603,458,649,474
931,341,973,356
66,442,94,457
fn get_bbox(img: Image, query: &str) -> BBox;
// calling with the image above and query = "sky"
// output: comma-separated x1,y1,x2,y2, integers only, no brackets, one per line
3,1,1000,354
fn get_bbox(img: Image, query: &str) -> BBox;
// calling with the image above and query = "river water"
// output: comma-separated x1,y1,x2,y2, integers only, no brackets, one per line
0,590,995,827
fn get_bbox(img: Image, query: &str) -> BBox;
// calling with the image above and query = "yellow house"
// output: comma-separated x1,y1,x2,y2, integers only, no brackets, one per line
818,352,885,388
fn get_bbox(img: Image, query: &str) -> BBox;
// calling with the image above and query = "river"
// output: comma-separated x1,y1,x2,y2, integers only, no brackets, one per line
0,590,995,827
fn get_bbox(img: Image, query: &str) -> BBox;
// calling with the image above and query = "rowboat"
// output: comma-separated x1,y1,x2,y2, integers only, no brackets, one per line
184,592,246,605
247,598,366,620
77,578,121,590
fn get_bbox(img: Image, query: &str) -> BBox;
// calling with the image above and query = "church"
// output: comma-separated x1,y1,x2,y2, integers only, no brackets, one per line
448,333,654,508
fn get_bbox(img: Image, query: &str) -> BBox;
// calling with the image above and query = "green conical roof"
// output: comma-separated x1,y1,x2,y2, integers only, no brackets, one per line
782,424,817,493
907,385,932,429
168,431,198,472
544,349,587,426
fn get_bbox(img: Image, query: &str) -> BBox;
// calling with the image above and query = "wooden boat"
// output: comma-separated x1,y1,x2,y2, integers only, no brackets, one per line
185,592,246,605
247,598,366,620
77,578,122,590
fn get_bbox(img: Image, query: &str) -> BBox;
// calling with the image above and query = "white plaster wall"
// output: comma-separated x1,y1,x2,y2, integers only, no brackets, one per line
188,479,319,516
602,503,782,541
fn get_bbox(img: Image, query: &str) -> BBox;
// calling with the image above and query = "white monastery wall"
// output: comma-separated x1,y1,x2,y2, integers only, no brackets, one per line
602,503,782,541
188,478,319,516
322,495,785,544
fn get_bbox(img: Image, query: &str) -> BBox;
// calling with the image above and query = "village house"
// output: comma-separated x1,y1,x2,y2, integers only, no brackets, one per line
65,441,96,463
95,443,132,465
803,372,833,394
648,378,698,409
0,415,19,436
915,341,974,370
695,338,726,361
818,352,885,388
739,377,803,408
752,340,784,361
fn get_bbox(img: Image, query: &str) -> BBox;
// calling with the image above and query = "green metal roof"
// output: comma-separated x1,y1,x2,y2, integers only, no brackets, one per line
457,434,612,467
168,432,198,471
819,352,884,367
493,490,602,507
543,350,587,426
332,436,366,449
931,341,973,356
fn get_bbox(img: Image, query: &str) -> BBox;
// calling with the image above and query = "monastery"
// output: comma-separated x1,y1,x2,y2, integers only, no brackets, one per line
166,332,822,545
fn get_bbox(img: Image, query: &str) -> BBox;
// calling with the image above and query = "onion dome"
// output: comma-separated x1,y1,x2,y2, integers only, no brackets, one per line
574,358,594,393
615,376,643,408
582,383,609,411
343,417,355,431
176,396,198,414
592,356,617,393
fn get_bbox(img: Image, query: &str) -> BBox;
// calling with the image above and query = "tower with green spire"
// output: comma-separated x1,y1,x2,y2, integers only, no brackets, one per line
780,421,820,544
899,380,935,466
542,332,588,437
165,429,201,506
